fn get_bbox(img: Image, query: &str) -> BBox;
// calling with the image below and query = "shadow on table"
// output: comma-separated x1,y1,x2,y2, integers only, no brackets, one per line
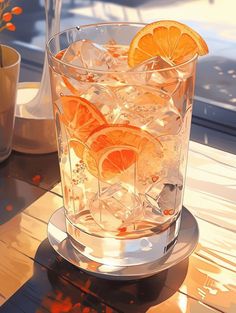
0,238,189,312
0,255,110,313
37,239,189,312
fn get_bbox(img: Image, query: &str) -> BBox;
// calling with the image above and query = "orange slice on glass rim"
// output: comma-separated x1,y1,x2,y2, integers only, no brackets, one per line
128,20,209,67
60,95,107,144
84,124,163,180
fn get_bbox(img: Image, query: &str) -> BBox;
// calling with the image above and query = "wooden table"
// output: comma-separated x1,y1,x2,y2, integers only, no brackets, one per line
0,141,235,313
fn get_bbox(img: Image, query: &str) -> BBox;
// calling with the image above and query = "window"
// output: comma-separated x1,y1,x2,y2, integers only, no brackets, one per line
2,0,236,152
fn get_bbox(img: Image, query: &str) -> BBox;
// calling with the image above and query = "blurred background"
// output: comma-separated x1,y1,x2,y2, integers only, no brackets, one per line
1,0,236,153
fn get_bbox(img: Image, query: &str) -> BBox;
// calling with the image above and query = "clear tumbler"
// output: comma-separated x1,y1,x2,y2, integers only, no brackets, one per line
47,23,197,266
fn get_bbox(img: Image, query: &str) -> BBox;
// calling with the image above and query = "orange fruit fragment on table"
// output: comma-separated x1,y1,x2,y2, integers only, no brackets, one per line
60,95,107,143
84,124,163,180
128,20,209,67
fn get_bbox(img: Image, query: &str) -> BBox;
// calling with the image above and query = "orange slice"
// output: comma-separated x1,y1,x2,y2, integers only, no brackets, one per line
60,95,107,143
87,145,138,180
128,20,209,67
69,139,86,158
100,147,136,175
84,124,163,180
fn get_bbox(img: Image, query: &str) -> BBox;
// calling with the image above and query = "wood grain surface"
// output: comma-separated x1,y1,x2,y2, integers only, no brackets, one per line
0,141,235,312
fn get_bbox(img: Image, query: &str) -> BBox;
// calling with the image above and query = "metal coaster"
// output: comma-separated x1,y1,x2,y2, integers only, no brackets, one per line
48,207,199,280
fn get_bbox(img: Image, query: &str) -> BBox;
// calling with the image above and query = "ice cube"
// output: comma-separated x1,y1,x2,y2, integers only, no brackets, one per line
95,44,129,84
90,184,143,232
62,39,118,71
61,40,91,87
158,183,183,212
61,42,128,94
144,178,183,222
106,43,129,71
80,40,118,71
128,56,179,95
154,107,182,136
62,40,84,67
114,85,172,120
144,193,161,214
81,84,121,123
143,180,167,223
114,85,182,136
131,55,174,73
58,76,90,96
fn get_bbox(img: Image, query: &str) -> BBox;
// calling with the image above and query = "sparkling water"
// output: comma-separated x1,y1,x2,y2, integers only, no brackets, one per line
50,39,195,240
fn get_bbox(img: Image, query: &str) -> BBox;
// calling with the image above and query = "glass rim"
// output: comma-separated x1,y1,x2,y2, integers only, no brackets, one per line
0,44,21,69
47,22,198,75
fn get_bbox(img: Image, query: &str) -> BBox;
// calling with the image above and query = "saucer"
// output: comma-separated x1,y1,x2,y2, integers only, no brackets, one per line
48,207,198,280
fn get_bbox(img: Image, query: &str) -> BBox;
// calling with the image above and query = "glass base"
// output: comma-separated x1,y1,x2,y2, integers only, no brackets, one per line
66,213,181,267
0,147,11,163
48,207,199,280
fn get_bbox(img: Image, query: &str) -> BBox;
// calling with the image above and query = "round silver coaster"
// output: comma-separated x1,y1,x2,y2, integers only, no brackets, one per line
48,207,199,280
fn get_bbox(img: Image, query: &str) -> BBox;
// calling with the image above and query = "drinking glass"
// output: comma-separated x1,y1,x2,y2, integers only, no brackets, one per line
47,23,197,266
0,45,21,162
